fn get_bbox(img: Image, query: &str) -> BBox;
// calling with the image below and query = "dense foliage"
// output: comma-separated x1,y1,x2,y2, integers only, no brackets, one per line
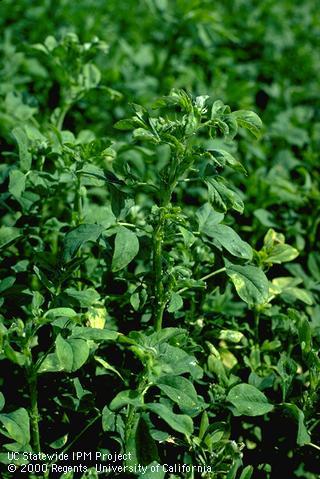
0,1,319,478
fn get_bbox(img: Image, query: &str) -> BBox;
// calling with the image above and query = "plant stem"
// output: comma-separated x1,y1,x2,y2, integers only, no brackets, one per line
198,267,227,283
60,414,100,455
309,419,320,432
125,404,137,451
75,176,83,225
177,267,226,294
254,310,260,342
56,103,71,131
74,175,83,289
28,373,41,453
124,379,149,464
153,208,166,331
307,442,320,451
152,180,175,331
45,413,101,472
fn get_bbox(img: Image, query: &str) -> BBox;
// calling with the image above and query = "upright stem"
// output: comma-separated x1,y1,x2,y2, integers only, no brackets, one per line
124,378,149,465
28,373,41,453
254,310,260,343
153,208,166,331
153,182,174,331
75,176,83,289
75,176,83,225
56,103,71,131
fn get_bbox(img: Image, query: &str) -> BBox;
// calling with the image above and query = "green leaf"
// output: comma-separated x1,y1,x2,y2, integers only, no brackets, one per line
82,63,101,89
112,226,139,272
114,118,144,130
239,465,254,479
154,344,203,379
276,354,297,400
56,335,89,372
0,276,16,294
271,277,300,291
284,287,313,305
271,277,313,305
207,429,225,446
63,224,104,262
0,226,21,250
49,433,68,449
44,35,58,51
130,292,140,311
219,330,244,343
198,410,209,440
254,208,277,227
205,177,244,213
65,288,100,307
86,306,107,329
206,224,252,260
146,403,193,436
110,390,143,410
145,327,187,347
307,252,320,281
9,170,26,199
197,203,224,231
227,384,273,416
281,404,310,446
155,376,199,412
233,110,263,139
210,149,246,173
178,226,196,247
3,343,27,366
44,308,77,319
12,127,32,171
297,317,312,354
33,266,55,294
70,327,119,342
284,403,311,446
0,393,5,412
262,229,299,264
38,353,64,374
0,408,30,445
73,377,90,401
266,244,299,264
211,99,227,118
225,261,269,305
208,356,229,386
167,293,183,313
94,356,124,381
102,406,116,432
133,128,157,142
56,335,73,371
